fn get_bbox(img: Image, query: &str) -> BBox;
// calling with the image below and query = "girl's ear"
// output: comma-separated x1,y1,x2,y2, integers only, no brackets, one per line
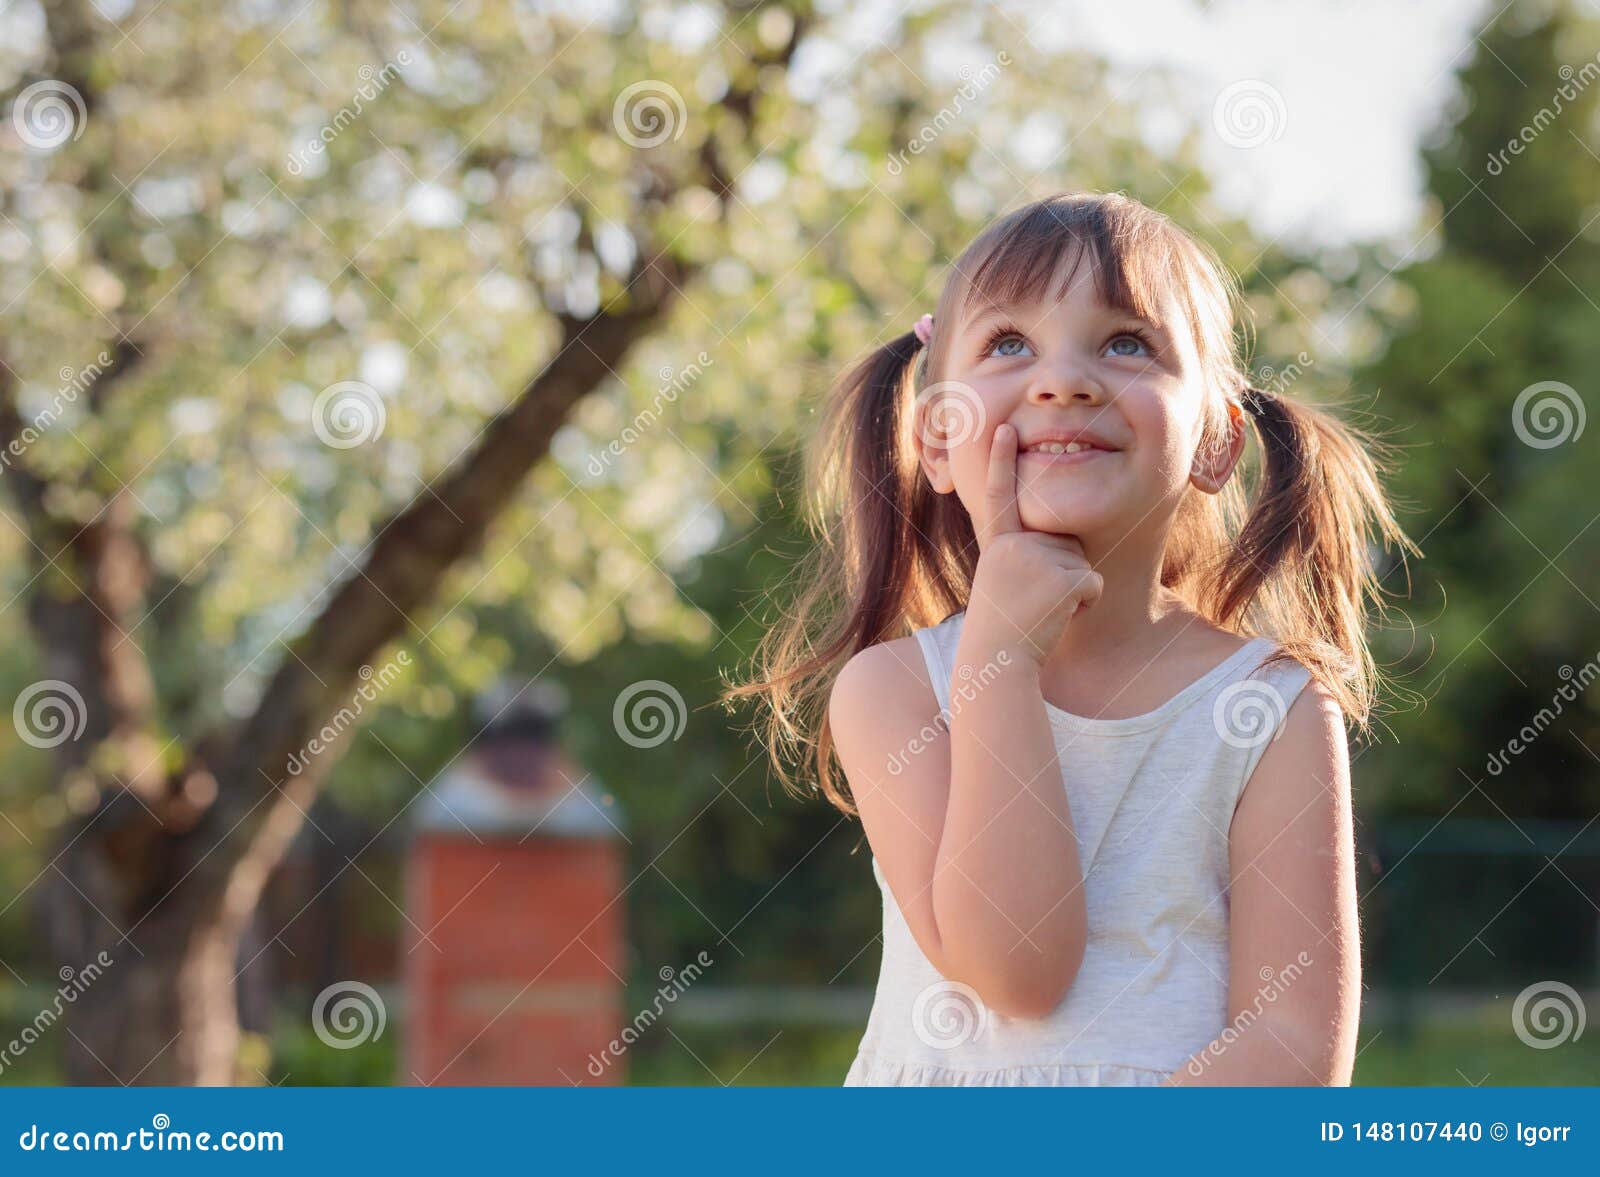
913,391,958,494
1189,399,1246,494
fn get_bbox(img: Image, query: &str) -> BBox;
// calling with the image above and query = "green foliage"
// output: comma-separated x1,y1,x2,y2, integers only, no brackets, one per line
1355,3,1600,819
267,1018,396,1087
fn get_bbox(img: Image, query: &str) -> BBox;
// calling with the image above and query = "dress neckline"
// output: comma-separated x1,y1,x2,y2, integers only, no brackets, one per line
942,611,1274,736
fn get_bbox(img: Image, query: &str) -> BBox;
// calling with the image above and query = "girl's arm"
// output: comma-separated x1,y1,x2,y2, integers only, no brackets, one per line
1162,679,1361,1085
831,626,1088,1019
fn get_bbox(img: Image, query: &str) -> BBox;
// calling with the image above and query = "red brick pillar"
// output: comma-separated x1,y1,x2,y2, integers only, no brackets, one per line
404,682,627,1085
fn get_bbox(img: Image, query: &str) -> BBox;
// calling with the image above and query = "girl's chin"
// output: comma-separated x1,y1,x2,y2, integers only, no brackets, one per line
1016,498,1114,535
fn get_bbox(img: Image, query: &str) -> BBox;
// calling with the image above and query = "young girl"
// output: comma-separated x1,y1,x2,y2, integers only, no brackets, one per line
728,191,1413,1086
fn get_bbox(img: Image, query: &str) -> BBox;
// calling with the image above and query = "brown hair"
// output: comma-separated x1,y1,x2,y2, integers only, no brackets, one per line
722,191,1416,815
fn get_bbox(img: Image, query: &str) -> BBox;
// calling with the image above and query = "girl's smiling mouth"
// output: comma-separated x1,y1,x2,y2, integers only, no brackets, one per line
1019,445,1114,465
1017,428,1123,463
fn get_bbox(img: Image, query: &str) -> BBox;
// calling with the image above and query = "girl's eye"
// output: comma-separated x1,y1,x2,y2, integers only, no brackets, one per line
1105,330,1153,358
979,324,1158,361
979,327,1032,358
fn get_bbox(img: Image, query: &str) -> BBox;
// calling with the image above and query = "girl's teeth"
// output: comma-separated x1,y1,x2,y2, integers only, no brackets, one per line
1034,442,1092,454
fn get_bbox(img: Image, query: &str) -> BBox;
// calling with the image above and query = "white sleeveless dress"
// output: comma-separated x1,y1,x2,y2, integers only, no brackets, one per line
843,610,1315,1086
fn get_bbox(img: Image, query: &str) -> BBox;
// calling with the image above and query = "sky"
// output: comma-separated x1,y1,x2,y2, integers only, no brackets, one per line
1003,0,1499,247
627,0,1505,250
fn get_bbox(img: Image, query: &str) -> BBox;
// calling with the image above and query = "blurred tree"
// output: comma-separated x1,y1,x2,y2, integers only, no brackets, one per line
0,0,1341,1084
1356,0,1600,819
0,0,804,1084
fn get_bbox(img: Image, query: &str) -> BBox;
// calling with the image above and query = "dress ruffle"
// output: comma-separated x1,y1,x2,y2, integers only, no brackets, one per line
844,1051,1173,1087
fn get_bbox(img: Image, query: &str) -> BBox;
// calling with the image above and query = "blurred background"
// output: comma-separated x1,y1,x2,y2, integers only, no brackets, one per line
0,0,1596,1086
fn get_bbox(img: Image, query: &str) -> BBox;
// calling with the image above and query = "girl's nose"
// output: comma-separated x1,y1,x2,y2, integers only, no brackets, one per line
1024,358,1107,406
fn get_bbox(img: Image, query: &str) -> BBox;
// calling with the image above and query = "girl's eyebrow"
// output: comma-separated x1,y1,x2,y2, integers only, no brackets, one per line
960,304,1009,333
1128,315,1175,344
961,302,1174,343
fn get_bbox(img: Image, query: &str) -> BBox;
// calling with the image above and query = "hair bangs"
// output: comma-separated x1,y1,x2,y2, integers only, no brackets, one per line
953,196,1180,335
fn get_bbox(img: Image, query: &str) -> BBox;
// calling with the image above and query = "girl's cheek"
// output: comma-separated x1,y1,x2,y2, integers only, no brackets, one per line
957,439,992,501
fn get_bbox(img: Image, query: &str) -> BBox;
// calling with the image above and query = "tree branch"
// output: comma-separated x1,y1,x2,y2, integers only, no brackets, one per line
196,247,687,901
185,0,813,928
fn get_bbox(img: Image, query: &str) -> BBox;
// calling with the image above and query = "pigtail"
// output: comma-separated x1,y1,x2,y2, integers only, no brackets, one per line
1206,386,1417,731
721,329,974,814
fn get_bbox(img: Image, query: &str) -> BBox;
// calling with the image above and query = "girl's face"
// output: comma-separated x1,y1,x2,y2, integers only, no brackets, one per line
916,258,1242,547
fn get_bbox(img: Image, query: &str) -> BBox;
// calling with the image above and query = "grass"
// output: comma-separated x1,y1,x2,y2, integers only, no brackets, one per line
627,1009,1600,1086
3,988,1592,1086
1351,1011,1598,1086
628,1023,861,1086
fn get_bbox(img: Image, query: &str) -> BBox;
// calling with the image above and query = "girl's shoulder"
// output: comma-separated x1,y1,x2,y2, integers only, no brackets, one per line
1160,611,1312,685
828,632,956,815
830,631,938,719
1126,618,1319,729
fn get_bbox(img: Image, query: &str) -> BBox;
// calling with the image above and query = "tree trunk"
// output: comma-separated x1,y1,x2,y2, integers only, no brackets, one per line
59,902,242,1086
44,809,242,1085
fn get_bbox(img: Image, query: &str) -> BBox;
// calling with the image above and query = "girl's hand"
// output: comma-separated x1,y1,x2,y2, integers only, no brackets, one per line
967,423,1103,665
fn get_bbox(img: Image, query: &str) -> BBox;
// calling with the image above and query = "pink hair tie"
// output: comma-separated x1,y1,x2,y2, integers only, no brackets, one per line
912,313,934,345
